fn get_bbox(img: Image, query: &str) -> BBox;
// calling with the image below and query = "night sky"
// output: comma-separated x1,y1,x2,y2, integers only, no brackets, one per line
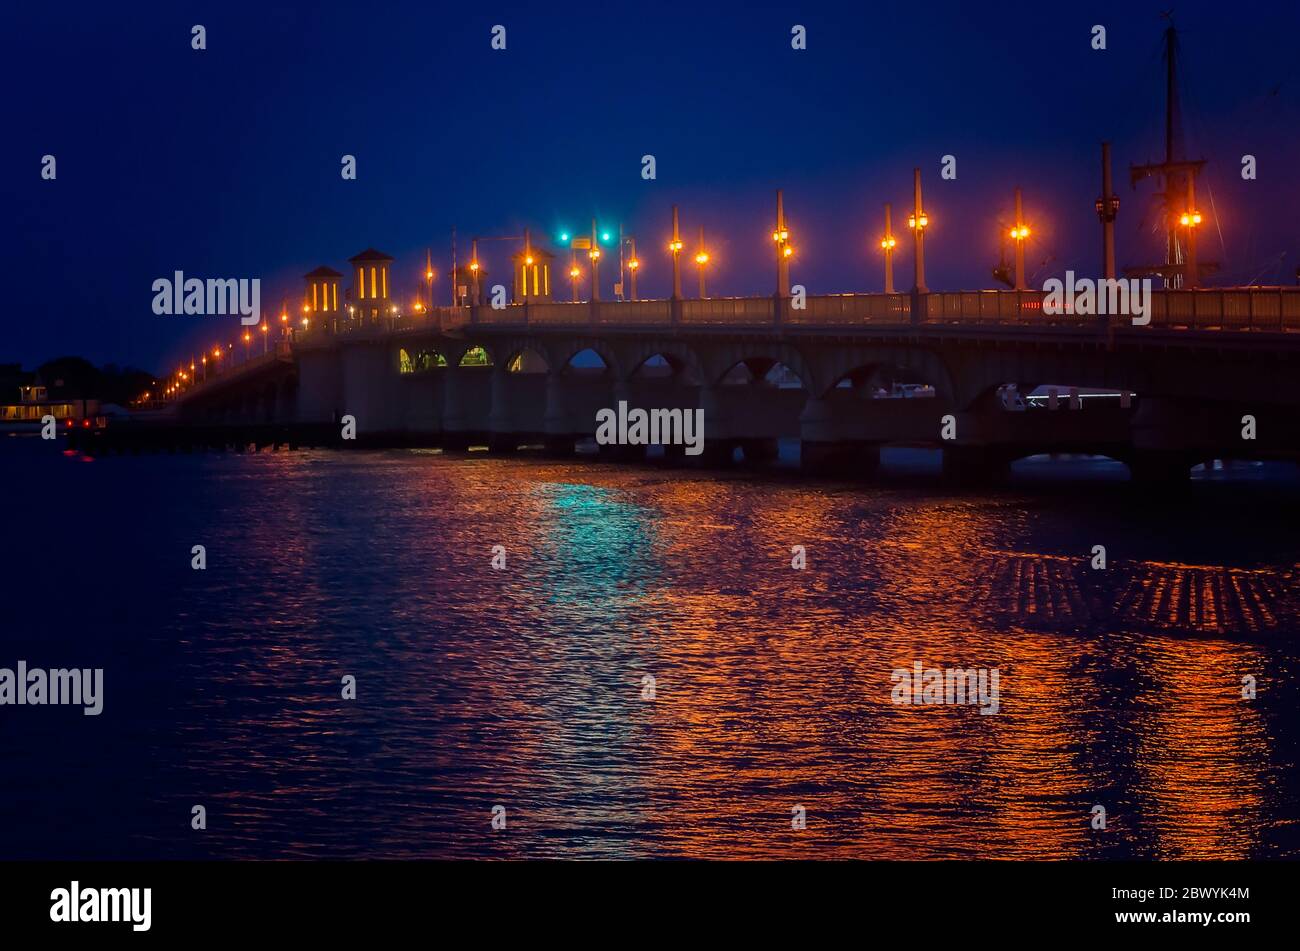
5,0,1299,373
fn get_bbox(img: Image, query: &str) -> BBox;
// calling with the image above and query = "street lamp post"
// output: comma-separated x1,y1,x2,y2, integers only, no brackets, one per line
695,225,709,298
588,219,601,302
669,205,683,301
569,254,581,302
627,238,639,300
425,249,435,311
908,168,929,293
1009,187,1031,291
880,203,897,293
1095,142,1120,281
774,189,792,298
1179,175,1202,289
470,238,481,305
261,321,268,355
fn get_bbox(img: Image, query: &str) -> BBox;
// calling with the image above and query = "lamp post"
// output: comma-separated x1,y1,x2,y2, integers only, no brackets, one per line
588,218,601,303
615,228,640,301
1095,142,1120,281
695,225,709,298
669,205,683,301
627,238,639,300
569,254,581,302
1009,187,1030,291
1179,175,1202,289
880,203,897,293
908,168,929,293
470,238,481,305
242,330,252,363
260,321,268,355
774,189,792,298
425,249,435,311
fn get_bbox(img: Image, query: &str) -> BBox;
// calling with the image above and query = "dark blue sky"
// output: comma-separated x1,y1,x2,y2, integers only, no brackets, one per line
5,0,1299,373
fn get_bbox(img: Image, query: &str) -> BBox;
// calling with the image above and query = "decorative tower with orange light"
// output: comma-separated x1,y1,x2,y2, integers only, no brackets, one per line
512,235,554,303
304,266,342,319
349,248,395,320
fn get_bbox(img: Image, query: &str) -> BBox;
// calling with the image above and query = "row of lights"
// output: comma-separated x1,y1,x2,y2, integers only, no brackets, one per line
258,192,1210,331
164,322,274,398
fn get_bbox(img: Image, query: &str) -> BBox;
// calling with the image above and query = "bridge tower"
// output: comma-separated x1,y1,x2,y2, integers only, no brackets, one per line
304,266,342,327
512,231,554,303
349,248,394,320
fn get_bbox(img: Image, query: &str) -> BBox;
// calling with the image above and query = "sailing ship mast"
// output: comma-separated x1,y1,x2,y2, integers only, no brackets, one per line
1126,16,1217,287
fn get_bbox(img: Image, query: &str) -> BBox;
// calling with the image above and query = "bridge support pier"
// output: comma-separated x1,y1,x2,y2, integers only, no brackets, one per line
694,440,738,468
487,366,521,453
739,438,780,465
798,396,879,476
1127,450,1193,485
942,445,1011,485
597,443,647,463
542,371,577,457
801,441,879,477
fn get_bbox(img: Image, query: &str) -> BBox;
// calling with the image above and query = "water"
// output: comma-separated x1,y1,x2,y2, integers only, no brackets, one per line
2,437,1299,859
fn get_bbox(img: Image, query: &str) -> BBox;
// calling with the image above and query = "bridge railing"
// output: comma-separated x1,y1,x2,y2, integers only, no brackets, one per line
786,293,912,325
174,342,293,401
296,287,1300,341
922,290,1048,324
1151,288,1300,331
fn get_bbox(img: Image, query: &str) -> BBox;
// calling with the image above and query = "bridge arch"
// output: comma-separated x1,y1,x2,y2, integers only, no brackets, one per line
704,343,814,392
504,346,550,374
559,345,619,378
399,347,448,373
718,358,808,391
626,348,703,385
457,344,494,368
815,346,956,402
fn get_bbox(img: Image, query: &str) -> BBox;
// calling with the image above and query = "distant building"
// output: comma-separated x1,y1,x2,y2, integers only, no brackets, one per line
304,265,342,316
348,248,394,320
0,371,99,429
512,246,554,303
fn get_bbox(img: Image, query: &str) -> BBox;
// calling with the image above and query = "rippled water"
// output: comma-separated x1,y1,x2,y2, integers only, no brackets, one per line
2,438,1299,859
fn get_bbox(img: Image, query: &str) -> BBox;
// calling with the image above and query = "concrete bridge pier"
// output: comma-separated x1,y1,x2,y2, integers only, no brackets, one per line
942,443,1012,484
440,366,470,450
738,438,780,465
1124,396,1298,482
596,379,648,463
542,371,576,456
798,395,880,477
295,347,343,424
487,366,518,453
695,377,805,467
696,383,740,467
341,342,405,445
401,371,441,441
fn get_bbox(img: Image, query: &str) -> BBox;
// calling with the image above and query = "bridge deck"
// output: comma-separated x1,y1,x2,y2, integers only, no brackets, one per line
307,288,1300,340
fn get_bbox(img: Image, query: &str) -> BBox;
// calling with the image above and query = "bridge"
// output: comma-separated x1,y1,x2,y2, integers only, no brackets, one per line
146,285,1300,483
